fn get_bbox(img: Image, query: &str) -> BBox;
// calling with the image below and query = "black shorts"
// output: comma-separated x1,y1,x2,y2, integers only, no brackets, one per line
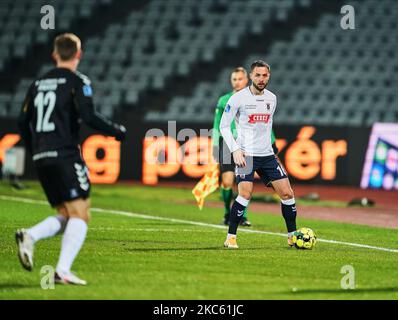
36,160,91,207
219,138,235,174
235,155,288,186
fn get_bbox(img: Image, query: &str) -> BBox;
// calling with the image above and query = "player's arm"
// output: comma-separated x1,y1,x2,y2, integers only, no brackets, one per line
17,86,33,154
271,130,279,154
211,97,224,161
271,97,279,155
74,79,126,141
220,98,245,167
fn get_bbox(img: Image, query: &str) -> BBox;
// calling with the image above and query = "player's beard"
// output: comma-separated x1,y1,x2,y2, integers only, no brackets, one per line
252,81,267,92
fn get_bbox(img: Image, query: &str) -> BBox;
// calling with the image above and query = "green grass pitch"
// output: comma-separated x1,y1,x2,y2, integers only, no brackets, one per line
0,181,397,300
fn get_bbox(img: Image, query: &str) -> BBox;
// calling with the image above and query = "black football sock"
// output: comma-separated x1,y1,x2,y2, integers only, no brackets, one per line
228,196,250,235
281,198,297,233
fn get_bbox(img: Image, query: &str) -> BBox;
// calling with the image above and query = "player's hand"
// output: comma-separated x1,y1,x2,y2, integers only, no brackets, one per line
233,149,246,167
115,125,127,141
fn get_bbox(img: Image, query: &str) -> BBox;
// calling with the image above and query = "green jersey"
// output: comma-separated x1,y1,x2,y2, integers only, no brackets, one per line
212,91,276,147
212,92,236,147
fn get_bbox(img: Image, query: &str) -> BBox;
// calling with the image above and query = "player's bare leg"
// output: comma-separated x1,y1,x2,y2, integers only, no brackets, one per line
64,198,91,222
16,205,68,271
55,198,90,285
224,181,253,248
271,178,297,247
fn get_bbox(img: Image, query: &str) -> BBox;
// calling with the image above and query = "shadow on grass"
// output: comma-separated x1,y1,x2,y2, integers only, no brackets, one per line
291,287,398,294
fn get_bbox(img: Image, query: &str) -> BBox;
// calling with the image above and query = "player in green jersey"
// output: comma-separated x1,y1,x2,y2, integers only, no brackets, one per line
212,67,278,226
212,67,250,226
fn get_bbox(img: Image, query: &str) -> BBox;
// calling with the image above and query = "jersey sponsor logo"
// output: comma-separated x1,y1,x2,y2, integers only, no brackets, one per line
225,104,231,113
248,113,271,124
83,85,93,97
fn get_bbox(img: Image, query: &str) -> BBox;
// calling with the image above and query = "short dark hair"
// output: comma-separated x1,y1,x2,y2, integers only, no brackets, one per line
54,33,81,61
250,60,271,72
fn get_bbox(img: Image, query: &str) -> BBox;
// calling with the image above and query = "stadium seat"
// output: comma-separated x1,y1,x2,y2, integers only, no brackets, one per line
149,0,398,126
1,0,397,124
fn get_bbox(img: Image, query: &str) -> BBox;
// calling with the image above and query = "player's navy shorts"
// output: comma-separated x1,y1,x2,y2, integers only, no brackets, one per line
235,155,288,186
219,138,235,174
36,160,91,207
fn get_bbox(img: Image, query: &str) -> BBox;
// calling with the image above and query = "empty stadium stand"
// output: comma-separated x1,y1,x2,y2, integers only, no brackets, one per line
0,0,115,117
0,0,303,118
0,0,105,71
0,0,396,127
145,0,398,126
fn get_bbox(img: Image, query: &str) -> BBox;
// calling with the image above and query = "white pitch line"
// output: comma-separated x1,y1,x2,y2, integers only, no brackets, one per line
1,194,398,253
91,227,215,233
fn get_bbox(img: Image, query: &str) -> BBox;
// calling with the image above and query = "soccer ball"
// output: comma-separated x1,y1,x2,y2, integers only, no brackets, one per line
292,227,317,250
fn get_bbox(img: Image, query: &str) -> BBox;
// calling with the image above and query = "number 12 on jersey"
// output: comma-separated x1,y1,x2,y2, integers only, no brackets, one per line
34,91,56,133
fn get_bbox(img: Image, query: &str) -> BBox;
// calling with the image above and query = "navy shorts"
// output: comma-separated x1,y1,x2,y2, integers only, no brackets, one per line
235,155,288,186
36,160,91,207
